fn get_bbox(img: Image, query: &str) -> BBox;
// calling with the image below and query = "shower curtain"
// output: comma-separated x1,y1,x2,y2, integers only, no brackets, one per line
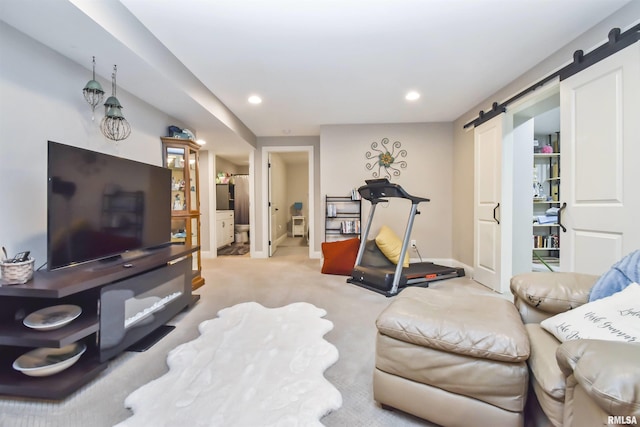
234,175,250,225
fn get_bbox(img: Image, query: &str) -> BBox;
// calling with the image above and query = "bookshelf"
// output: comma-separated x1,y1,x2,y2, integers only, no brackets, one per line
325,195,361,242
532,133,561,271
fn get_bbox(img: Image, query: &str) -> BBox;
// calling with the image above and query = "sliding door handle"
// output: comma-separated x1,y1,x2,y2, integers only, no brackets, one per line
493,202,500,225
558,202,567,232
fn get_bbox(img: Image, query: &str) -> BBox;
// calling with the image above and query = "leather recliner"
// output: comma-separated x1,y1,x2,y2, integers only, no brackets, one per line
510,272,640,427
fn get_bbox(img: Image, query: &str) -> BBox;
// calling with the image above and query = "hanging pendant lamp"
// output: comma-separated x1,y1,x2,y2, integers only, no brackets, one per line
82,56,104,120
100,65,131,142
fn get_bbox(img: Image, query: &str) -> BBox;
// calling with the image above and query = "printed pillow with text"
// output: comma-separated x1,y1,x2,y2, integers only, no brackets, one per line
540,282,640,343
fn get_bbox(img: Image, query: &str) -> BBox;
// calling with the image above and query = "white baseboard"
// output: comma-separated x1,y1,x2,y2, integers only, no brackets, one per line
206,249,472,276
275,234,288,246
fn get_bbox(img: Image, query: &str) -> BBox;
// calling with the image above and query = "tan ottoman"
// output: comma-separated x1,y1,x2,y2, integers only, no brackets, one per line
374,287,530,427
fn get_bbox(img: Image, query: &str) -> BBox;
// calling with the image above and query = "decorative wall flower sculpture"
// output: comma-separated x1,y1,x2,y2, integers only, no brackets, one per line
365,138,407,179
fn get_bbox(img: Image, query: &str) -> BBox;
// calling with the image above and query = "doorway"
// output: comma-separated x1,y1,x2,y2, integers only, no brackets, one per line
473,82,560,293
510,89,560,275
262,146,314,258
214,154,251,257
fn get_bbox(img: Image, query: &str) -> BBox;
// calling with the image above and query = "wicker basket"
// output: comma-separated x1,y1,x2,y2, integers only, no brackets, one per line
0,258,35,284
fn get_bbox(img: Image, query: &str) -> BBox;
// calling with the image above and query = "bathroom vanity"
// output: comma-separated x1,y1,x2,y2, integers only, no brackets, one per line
216,210,235,248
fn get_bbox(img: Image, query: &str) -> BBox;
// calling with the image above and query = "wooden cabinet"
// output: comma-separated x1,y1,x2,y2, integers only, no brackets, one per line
216,210,235,248
0,245,196,400
325,196,361,241
161,137,204,290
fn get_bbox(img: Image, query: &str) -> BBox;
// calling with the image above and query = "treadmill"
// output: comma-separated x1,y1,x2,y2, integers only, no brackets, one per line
347,179,465,296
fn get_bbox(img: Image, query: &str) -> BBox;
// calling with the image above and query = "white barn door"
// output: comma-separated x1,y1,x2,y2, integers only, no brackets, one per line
474,116,504,291
560,43,640,274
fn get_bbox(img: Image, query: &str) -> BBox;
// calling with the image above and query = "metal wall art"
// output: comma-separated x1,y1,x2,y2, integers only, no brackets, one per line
365,138,407,178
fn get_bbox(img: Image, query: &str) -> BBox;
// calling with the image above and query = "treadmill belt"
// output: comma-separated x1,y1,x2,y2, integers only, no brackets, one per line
348,262,465,296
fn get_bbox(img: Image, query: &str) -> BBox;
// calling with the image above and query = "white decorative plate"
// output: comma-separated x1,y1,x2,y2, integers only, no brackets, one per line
23,304,82,331
12,342,87,377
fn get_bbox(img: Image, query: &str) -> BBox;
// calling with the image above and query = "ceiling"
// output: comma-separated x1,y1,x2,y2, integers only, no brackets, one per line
0,0,634,164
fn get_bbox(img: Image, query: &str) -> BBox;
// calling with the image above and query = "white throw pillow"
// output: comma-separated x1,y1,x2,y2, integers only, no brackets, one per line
540,282,640,343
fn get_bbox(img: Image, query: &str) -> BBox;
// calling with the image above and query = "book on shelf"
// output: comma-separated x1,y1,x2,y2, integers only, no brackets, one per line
533,234,559,249
341,220,360,234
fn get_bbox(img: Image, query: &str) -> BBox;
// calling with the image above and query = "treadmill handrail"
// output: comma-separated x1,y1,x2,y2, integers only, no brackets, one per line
358,180,430,205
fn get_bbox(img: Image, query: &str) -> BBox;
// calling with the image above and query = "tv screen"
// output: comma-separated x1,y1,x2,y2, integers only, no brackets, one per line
47,141,171,270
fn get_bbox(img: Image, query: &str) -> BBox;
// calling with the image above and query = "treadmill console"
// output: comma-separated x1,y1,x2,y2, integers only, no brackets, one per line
364,178,390,185
358,179,430,204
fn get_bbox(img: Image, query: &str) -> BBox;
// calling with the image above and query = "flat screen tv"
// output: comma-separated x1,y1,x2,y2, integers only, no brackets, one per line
47,141,171,270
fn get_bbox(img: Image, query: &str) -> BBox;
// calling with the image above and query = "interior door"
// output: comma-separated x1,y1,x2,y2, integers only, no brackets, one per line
473,115,504,291
268,153,278,257
511,118,535,275
559,43,640,274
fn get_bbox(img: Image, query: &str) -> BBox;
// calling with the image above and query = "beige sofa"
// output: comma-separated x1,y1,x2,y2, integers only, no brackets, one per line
510,272,640,427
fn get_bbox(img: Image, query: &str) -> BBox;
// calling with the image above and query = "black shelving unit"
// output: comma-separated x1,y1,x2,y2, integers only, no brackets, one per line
0,245,197,399
325,195,361,242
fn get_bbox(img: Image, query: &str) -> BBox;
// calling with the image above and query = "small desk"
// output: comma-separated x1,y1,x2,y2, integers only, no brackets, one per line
292,216,305,237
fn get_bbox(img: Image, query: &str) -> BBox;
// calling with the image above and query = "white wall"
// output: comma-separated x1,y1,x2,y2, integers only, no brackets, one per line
320,123,454,259
215,157,245,177
200,150,211,253
0,22,187,267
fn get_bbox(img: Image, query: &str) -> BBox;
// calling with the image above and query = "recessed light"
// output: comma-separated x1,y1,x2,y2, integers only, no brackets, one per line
248,95,262,104
405,91,420,101
196,139,206,145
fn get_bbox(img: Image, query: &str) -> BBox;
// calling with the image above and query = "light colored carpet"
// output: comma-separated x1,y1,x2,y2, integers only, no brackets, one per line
0,249,496,427
278,236,308,247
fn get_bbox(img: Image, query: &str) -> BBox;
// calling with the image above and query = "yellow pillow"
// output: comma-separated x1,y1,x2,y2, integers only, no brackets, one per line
375,225,409,268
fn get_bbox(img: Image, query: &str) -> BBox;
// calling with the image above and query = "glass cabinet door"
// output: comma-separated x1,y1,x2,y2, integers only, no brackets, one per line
190,216,200,272
171,218,187,243
189,149,199,212
167,147,187,212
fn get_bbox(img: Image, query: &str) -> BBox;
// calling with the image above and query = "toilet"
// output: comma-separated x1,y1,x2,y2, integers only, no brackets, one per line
234,224,249,243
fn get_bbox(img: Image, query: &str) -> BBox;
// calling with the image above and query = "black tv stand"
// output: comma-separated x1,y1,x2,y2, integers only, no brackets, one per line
0,244,199,400
119,249,152,261
87,249,154,272
127,324,175,352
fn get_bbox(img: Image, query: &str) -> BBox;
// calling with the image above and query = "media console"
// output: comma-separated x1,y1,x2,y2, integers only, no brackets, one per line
0,244,199,400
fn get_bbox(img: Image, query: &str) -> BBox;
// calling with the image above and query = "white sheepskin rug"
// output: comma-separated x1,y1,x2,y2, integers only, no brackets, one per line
115,302,342,427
